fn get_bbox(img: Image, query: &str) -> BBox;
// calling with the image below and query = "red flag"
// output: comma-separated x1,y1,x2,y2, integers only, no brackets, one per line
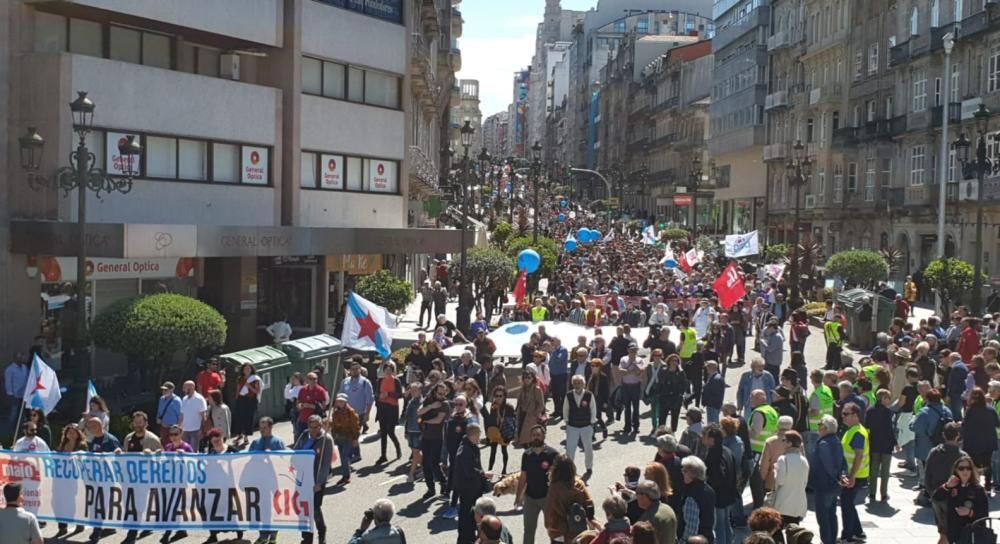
513,270,527,306
712,261,747,310
678,251,693,273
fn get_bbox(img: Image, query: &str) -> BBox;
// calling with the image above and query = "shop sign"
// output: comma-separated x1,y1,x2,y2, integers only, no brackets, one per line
124,224,197,258
368,160,396,193
35,257,195,282
106,132,142,176
673,194,694,206
320,154,344,190
272,256,320,266
325,254,383,275
316,0,402,23
241,146,268,185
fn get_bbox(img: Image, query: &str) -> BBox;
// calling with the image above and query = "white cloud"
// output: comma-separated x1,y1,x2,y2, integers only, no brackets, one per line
457,33,536,117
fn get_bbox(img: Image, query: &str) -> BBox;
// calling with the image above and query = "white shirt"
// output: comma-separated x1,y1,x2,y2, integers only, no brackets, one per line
13,436,50,453
284,384,302,402
239,374,262,395
266,321,292,342
773,451,810,518
180,392,208,432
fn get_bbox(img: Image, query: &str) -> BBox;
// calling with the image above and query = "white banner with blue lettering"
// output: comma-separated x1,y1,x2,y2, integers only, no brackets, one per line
0,451,315,531
724,230,761,258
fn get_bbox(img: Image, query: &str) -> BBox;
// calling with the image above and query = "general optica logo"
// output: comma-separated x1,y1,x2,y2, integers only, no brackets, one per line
377,163,385,175
328,158,337,171
251,151,261,165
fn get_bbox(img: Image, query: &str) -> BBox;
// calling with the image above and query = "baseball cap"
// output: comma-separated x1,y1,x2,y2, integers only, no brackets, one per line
628,342,639,350
160,381,175,391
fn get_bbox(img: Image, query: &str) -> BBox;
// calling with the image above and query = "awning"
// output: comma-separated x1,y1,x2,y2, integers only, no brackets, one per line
11,220,471,258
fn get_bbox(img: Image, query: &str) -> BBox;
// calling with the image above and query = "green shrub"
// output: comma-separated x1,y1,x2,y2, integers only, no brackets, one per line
660,228,690,241
507,235,560,277
924,257,985,308
355,270,414,313
764,243,791,263
92,293,227,362
491,221,514,249
825,250,889,288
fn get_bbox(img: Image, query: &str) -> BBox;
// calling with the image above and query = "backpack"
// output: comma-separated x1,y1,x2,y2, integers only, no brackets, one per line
930,405,954,446
566,502,589,538
500,413,518,442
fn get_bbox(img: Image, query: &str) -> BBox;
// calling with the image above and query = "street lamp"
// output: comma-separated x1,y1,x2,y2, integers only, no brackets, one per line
531,141,543,243
953,103,992,314
19,91,141,377
690,155,703,234
457,120,475,333
478,147,490,214
505,156,516,223
784,140,812,305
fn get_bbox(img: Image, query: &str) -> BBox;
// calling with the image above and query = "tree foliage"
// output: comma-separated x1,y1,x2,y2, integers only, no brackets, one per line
92,294,227,361
467,247,516,296
491,221,514,250
764,243,790,263
924,257,984,306
694,235,717,257
590,199,608,212
825,250,889,288
355,270,414,313
507,235,560,277
880,248,906,274
660,228,690,241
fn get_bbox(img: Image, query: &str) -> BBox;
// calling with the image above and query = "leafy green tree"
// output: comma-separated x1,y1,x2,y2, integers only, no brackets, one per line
507,235,560,278
491,221,514,250
660,228,690,242
355,269,414,313
825,249,889,288
467,247,516,300
590,199,608,212
694,235,717,257
764,243,790,263
924,257,985,310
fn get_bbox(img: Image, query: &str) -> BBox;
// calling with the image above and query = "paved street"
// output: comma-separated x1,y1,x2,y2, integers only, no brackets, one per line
40,308,985,544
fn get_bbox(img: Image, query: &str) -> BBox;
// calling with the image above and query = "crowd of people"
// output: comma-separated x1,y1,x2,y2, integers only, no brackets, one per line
4,203,1000,544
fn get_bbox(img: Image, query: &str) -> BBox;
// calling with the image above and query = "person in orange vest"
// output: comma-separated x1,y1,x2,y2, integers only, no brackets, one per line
584,300,603,327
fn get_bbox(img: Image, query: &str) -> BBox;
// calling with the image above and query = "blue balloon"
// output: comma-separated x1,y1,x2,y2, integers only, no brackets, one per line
577,228,589,241
558,213,567,222
564,239,578,252
584,229,600,243
517,249,541,273
591,229,603,241
560,199,568,208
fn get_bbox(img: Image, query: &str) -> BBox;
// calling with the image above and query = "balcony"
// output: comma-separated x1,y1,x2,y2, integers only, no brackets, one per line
929,102,962,128
889,41,910,68
763,143,790,162
832,127,857,147
889,115,908,135
649,132,679,149
809,84,842,106
767,31,790,52
450,47,462,71
804,27,848,59
652,96,680,114
765,90,790,110
956,10,1000,41
708,125,766,155
713,6,770,53
648,168,676,185
930,23,960,52
452,8,463,38
30,0,282,46
410,34,437,96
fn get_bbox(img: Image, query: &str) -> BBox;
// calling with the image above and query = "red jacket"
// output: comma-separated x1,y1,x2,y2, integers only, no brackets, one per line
297,384,329,423
958,327,980,365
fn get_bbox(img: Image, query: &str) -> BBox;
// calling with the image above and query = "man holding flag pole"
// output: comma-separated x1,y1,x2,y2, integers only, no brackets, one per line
16,355,62,438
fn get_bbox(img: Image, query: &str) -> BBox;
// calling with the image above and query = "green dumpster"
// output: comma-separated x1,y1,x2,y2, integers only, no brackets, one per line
219,346,291,420
835,289,894,350
280,335,344,393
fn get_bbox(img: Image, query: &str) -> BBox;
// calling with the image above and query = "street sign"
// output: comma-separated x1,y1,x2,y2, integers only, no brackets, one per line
609,197,620,207
673,194,694,206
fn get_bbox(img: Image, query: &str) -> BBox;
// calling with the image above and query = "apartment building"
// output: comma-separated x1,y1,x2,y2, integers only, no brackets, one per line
482,111,508,159
450,79,482,151
0,0,464,363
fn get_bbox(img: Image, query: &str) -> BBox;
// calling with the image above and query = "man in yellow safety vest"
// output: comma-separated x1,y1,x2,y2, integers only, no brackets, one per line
824,316,845,370
679,317,698,362
531,298,549,323
839,403,870,543
807,369,835,456
747,390,778,509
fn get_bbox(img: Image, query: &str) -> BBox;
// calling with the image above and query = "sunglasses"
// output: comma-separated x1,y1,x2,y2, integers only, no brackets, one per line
957,466,973,472
169,432,181,437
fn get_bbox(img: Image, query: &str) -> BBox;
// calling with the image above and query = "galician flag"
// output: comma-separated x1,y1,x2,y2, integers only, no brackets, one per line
24,354,62,415
642,225,658,245
342,291,394,357
86,379,98,414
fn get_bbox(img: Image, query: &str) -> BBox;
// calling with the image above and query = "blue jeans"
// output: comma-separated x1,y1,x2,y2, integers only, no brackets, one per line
949,398,964,422
902,441,916,469
336,442,352,477
707,406,720,424
715,505,736,544
814,489,839,544
622,383,641,433
804,431,819,460
840,478,867,540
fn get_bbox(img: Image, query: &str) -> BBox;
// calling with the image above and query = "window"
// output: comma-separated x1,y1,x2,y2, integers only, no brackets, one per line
348,67,365,102
951,63,960,102
322,62,347,99
865,158,877,200
910,7,920,36
807,118,815,142
912,70,927,112
364,70,400,108
195,46,221,77
854,52,863,80
817,169,826,203
146,136,177,179
833,163,844,203
300,152,317,188
142,32,171,68
34,12,67,53
867,100,876,122
954,0,963,22
302,57,322,95
833,111,840,130
637,18,649,33
178,139,207,180
910,145,926,185
932,0,940,27
213,143,240,183
886,96,894,118
69,18,102,57
108,25,171,69
848,162,858,192
948,147,958,182
868,43,879,74
935,78,942,107
853,105,862,126
990,47,1000,93
347,157,363,190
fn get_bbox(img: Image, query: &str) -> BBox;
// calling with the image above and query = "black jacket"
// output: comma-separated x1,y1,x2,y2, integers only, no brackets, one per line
962,405,999,455
865,403,896,454
925,443,967,491
679,480,717,543
453,437,488,494
705,443,738,507
656,368,689,402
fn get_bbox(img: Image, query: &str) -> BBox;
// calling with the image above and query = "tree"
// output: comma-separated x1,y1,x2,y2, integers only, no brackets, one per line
660,228,690,242
590,199,608,212
924,257,985,309
764,243,790,263
825,249,889,288
694,235,717,257
92,294,227,384
355,270,414,313
491,221,514,250
467,247,516,301
880,248,905,275
507,235,560,278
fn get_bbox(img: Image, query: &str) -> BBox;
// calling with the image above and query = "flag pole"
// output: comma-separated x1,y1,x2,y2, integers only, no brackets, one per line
12,400,25,445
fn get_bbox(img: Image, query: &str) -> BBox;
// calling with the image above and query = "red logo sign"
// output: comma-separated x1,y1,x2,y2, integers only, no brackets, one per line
328,159,337,171
0,459,41,484
251,151,261,165
377,163,385,175
673,194,693,206
272,489,310,517
541,462,550,471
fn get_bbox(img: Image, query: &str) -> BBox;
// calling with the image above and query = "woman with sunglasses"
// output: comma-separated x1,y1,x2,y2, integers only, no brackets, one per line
932,456,989,544
162,424,194,453
54,424,86,537
483,385,515,474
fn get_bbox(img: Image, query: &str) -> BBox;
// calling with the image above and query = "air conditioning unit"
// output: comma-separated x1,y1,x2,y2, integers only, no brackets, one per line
804,194,817,209
220,53,241,81
959,179,979,201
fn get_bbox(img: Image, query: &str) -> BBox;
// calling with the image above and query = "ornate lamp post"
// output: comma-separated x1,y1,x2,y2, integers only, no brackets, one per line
784,140,812,305
531,141,543,243
457,120,475,332
953,104,992,314
690,155,703,233
478,147,491,216
19,92,141,376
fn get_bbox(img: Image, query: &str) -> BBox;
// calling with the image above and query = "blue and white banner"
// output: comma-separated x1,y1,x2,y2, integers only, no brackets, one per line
0,451,315,531
724,231,760,258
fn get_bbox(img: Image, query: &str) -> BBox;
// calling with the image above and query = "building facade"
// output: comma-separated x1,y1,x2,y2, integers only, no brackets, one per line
0,0,465,365
482,111,508,159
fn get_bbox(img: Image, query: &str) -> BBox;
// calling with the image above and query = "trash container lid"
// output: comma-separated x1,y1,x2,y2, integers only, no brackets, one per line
219,346,290,371
281,334,343,358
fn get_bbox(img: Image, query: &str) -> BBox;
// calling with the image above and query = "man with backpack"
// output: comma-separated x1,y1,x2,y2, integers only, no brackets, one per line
923,423,966,539
911,389,954,498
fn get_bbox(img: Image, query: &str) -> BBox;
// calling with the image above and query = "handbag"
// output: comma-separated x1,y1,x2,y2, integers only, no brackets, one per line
960,519,998,544
500,414,518,442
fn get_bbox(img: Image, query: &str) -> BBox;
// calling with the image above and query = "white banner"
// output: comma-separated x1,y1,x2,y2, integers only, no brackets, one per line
724,231,760,258
0,451,314,531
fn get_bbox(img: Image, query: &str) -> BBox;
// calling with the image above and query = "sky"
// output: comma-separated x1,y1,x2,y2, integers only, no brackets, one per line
457,0,595,118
